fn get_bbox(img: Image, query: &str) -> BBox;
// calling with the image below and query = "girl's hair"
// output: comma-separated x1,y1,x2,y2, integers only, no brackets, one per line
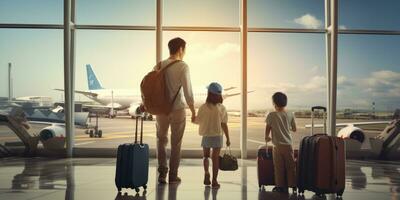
206,92,223,105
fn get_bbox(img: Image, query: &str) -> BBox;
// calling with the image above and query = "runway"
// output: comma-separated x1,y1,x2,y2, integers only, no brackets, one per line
0,115,386,150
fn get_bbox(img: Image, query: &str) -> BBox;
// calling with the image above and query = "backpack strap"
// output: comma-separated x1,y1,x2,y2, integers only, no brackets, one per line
158,60,181,71
159,60,183,114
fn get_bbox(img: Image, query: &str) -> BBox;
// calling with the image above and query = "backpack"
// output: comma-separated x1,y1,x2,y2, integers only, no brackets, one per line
140,60,181,115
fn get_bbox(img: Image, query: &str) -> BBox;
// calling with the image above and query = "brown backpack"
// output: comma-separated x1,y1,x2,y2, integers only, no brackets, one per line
140,60,181,115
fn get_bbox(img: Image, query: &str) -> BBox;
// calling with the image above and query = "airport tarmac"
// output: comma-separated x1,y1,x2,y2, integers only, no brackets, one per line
0,116,386,151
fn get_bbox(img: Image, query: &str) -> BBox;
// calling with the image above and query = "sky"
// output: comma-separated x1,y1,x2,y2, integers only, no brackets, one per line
0,0,399,111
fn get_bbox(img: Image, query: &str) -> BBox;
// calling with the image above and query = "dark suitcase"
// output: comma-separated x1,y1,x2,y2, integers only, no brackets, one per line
115,116,149,193
257,145,298,189
297,106,346,197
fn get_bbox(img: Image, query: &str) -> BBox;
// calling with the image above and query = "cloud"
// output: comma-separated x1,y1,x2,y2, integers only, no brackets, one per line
293,14,322,29
339,25,347,30
364,70,400,97
186,42,239,62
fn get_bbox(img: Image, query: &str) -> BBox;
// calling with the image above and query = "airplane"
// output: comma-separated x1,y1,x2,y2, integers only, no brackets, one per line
55,64,247,120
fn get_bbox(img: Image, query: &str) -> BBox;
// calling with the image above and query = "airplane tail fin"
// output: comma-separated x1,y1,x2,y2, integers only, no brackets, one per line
86,64,104,90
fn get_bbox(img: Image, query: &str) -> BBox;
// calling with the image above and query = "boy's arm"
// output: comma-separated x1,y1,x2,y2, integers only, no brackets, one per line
221,123,230,146
291,114,297,132
265,124,272,143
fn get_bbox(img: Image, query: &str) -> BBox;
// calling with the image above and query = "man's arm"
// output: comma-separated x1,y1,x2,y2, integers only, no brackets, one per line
180,65,195,121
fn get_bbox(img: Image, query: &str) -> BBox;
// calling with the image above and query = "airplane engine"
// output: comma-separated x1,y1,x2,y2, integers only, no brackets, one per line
128,106,153,121
337,125,365,143
39,125,65,142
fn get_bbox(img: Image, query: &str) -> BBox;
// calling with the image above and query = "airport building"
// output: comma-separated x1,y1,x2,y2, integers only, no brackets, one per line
0,1,399,200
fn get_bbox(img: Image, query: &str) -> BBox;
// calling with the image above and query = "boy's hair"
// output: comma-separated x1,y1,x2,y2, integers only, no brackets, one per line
206,92,223,105
168,37,186,55
272,92,287,107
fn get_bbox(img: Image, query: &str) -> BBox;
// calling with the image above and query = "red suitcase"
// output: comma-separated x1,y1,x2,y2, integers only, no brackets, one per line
297,106,346,197
257,145,298,189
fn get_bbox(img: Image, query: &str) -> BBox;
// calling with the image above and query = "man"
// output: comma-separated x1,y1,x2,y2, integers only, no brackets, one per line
155,37,196,184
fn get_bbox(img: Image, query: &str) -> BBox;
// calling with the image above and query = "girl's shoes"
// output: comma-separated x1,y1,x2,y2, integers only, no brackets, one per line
204,173,211,186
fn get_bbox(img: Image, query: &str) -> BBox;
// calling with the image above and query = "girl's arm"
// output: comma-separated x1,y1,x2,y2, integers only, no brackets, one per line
221,123,230,146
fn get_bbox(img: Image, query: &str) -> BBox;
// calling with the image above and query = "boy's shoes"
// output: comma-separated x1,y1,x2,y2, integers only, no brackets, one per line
272,186,289,194
204,173,211,186
169,176,182,184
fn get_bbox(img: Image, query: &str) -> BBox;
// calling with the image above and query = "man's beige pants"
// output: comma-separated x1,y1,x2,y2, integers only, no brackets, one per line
156,108,186,178
272,145,296,187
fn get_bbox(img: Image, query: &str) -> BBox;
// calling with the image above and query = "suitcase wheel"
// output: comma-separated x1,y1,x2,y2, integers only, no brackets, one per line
143,185,147,190
337,190,344,197
135,187,140,193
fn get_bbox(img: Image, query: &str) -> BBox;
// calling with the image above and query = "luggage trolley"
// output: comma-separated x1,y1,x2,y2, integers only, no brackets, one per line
85,112,103,138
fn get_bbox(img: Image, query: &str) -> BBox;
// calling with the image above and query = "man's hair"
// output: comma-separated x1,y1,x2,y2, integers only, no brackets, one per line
168,37,186,55
206,92,223,105
272,92,287,108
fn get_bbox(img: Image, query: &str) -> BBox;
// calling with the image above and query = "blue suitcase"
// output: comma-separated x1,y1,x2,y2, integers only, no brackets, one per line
115,116,149,192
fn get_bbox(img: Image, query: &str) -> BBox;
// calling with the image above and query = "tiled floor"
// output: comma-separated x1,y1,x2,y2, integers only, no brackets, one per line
0,158,399,200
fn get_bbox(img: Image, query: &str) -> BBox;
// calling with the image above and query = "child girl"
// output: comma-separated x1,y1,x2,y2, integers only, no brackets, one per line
194,82,231,189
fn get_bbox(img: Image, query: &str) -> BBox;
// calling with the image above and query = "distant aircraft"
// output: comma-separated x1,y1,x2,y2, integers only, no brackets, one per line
55,64,248,119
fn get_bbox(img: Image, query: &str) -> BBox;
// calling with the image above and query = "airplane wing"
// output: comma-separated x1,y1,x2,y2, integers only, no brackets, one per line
224,87,236,91
305,121,391,128
223,90,255,99
54,89,98,98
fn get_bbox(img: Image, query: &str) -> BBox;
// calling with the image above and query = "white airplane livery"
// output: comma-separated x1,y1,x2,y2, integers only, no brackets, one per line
57,64,243,118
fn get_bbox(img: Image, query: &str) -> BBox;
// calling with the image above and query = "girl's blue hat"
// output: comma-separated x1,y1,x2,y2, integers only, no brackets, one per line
207,82,223,95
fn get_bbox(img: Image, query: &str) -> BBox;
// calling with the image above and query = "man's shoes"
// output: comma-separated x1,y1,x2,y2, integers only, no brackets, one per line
168,176,182,184
272,186,289,194
158,173,167,184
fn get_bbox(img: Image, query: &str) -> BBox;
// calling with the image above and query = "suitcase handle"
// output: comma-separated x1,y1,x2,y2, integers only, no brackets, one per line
311,106,327,135
135,116,144,145
311,106,326,112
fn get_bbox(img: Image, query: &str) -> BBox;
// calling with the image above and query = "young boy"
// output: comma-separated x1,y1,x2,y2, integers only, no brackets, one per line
265,92,297,193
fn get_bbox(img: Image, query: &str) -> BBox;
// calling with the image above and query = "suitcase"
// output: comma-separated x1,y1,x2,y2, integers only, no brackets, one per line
115,116,149,193
297,106,345,197
257,146,298,189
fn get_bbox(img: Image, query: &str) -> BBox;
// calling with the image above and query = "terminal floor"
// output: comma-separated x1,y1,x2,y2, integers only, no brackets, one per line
0,158,399,200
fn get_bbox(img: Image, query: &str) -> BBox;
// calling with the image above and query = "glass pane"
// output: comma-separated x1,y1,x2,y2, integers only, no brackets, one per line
338,35,400,126
76,0,155,26
248,33,327,149
164,0,239,27
0,29,63,153
248,0,325,29
75,30,155,148
339,0,400,30
163,32,241,150
0,0,63,24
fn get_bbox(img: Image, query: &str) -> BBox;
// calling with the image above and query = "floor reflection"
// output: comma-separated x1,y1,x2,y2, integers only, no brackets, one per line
1,158,399,200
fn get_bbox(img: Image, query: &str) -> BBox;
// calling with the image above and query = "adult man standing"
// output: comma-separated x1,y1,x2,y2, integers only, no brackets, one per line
155,37,195,184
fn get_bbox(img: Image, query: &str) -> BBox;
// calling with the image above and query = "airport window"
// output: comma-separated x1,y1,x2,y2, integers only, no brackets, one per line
76,0,155,26
339,0,400,31
74,30,155,148
0,29,64,153
162,31,241,150
247,33,327,148
163,0,239,27
0,0,63,24
248,0,325,29
337,34,400,121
